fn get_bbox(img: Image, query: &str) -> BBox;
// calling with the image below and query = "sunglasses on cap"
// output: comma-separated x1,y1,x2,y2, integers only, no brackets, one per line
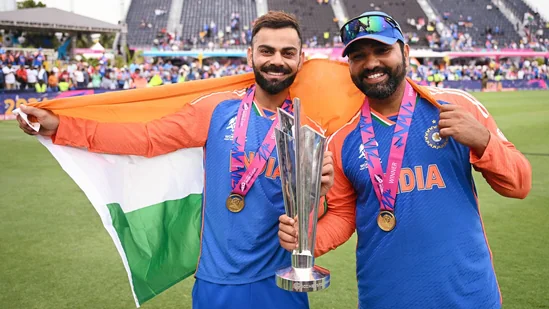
340,14,403,46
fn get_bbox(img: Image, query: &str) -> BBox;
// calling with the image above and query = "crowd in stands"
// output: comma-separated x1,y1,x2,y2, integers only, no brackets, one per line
150,11,343,51
0,48,46,70
126,13,549,53
0,48,48,91
409,58,548,83
1,53,547,93
0,56,252,92
2,0,549,92
426,23,549,51
141,0,549,52
424,4,549,52
151,12,255,51
521,11,548,47
402,17,429,46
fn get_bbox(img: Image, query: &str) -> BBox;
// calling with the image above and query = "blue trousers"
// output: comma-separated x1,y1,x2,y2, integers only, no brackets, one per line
192,276,309,309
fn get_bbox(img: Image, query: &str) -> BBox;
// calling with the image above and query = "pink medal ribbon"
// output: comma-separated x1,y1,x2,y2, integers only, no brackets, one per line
226,85,292,212
358,81,417,230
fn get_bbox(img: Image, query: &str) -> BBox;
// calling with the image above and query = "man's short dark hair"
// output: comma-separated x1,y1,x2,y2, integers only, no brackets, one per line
251,11,302,46
397,40,405,54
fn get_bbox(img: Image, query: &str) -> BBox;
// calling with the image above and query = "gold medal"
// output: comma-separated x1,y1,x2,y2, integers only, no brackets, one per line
377,211,396,232
226,194,245,213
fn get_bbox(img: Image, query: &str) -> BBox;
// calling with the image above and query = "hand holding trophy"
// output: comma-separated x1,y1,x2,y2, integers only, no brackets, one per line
274,97,330,292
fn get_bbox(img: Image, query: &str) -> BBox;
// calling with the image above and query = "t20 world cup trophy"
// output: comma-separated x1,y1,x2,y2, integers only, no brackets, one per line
274,97,330,292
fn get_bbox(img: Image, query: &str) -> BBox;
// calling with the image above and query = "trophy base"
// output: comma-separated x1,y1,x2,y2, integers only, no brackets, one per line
275,265,330,292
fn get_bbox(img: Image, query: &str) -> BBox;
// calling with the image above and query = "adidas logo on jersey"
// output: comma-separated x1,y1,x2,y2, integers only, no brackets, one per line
358,142,381,170
224,116,236,141
359,144,368,170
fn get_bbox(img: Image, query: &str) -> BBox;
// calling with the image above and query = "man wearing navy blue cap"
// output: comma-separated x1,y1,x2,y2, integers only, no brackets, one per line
279,11,531,309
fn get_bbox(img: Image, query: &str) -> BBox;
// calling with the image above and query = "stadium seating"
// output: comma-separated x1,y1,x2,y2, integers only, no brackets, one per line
499,0,547,39
430,0,522,46
266,0,339,46
123,0,544,49
342,0,430,45
501,0,537,22
126,0,173,48
179,0,257,46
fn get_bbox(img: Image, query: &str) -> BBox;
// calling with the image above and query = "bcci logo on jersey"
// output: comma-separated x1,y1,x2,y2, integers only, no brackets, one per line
424,124,448,149
225,116,237,141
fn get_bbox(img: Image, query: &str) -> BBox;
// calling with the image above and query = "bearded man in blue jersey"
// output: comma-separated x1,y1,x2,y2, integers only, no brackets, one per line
17,11,334,309
279,11,532,309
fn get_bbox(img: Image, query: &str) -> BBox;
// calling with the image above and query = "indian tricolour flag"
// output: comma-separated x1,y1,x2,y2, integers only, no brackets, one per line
38,136,204,306
17,59,367,307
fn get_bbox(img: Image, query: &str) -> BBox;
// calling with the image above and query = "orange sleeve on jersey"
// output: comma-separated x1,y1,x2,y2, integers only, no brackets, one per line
437,90,532,199
314,119,358,258
52,92,241,157
468,109,532,199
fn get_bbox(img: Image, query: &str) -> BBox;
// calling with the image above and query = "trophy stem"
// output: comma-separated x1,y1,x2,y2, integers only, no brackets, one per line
292,251,313,269
294,97,303,254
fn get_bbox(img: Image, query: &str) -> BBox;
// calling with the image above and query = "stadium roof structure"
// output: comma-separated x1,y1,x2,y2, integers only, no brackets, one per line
0,7,120,33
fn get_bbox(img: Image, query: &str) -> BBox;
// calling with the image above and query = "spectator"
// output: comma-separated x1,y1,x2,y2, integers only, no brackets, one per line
0,64,4,89
38,65,47,82
17,52,26,67
35,79,47,93
148,71,163,87
16,65,28,90
58,78,70,92
27,66,38,89
32,49,45,67
101,71,116,90
91,71,102,88
83,66,90,87
48,71,59,92
132,69,148,88
74,68,85,88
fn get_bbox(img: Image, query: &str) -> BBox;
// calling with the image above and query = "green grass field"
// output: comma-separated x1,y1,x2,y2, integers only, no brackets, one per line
1,91,548,309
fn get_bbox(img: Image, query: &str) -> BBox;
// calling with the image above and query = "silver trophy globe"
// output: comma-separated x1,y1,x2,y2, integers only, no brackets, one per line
274,97,330,292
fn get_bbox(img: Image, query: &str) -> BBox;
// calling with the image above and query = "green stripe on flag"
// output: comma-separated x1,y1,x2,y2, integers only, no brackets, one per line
107,194,203,305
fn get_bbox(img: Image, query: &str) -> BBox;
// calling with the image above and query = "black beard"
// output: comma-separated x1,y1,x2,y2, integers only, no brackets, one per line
253,61,296,95
351,58,407,100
